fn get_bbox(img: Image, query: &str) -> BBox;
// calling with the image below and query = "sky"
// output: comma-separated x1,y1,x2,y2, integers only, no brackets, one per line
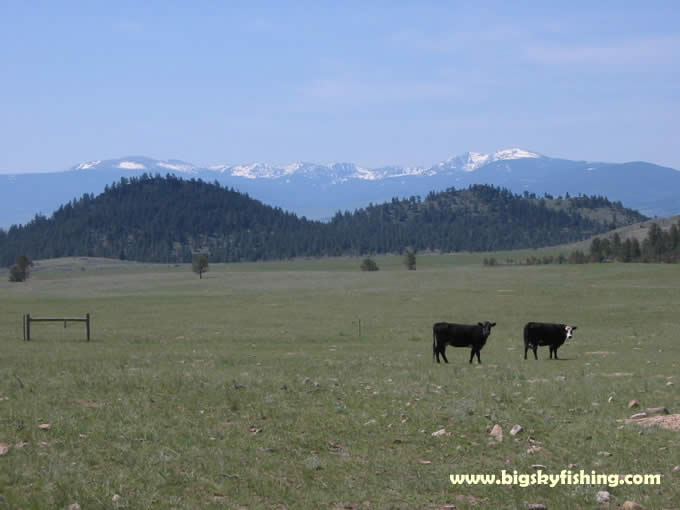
1,1,679,173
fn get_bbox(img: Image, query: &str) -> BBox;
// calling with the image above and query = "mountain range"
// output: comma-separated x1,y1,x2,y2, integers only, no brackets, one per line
2,148,679,228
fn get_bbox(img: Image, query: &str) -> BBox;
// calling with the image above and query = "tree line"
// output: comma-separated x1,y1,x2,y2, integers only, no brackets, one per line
588,221,680,263
482,220,680,267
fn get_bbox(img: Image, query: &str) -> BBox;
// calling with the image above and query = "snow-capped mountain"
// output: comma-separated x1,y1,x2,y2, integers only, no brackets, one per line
73,156,199,174
435,149,543,173
66,149,543,182
2,149,680,228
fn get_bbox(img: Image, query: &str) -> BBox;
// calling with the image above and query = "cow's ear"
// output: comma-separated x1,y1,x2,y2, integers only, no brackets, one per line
572,326,577,330
478,322,484,327
491,322,496,327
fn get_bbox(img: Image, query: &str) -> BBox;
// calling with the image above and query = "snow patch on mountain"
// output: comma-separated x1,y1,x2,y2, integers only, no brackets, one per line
118,161,146,170
157,161,197,173
75,160,102,170
492,148,540,161
230,163,264,179
463,152,490,171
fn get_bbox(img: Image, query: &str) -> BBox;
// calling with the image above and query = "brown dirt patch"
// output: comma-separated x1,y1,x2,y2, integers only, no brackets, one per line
623,414,680,431
75,399,106,408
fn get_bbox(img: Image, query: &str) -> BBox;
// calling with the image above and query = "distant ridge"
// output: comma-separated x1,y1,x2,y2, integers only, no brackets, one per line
1,149,679,228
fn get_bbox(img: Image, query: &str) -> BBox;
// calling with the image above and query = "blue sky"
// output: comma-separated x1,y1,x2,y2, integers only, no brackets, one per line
1,1,679,173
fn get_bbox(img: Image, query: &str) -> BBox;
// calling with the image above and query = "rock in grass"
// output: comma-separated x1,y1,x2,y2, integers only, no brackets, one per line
303,455,322,470
68,504,81,510
432,428,447,437
622,501,645,510
646,407,669,415
596,491,611,504
672,465,680,473
38,423,51,430
510,424,523,436
0,443,9,456
598,451,613,457
630,412,648,419
489,424,503,442
455,494,486,505
628,399,640,409
527,504,547,510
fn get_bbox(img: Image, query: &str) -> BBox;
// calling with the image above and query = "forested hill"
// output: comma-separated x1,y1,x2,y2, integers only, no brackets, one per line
0,175,647,265
330,186,646,254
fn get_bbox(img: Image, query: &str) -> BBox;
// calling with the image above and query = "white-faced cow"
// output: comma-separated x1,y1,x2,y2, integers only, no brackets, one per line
432,321,496,364
523,322,577,360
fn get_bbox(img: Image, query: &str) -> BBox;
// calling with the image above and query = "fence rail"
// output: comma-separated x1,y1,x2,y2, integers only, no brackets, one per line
23,313,91,341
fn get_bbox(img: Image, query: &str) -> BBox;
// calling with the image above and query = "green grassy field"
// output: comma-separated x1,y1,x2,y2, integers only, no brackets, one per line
1,255,679,509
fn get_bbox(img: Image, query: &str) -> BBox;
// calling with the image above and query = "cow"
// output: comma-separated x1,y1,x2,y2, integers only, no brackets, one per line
433,321,496,364
523,322,577,360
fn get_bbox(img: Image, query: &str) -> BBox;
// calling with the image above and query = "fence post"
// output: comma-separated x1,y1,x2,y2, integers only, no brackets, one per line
23,314,26,341
26,314,31,341
86,313,90,342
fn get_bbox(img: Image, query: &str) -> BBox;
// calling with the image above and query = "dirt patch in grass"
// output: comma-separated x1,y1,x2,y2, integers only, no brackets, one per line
623,414,680,431
75,399,106,408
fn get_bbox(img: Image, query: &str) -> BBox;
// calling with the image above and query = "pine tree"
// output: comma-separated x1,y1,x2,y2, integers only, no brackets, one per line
192,255,209,279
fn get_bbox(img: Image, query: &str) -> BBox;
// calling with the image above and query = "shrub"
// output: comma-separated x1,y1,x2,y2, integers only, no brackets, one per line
360,258,379,271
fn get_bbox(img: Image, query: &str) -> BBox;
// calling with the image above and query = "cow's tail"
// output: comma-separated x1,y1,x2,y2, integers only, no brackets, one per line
432,326,437,362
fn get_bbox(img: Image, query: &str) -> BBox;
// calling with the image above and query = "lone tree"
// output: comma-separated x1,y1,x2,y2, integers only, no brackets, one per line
9,255,32,282
404,249,416,270
360,257,379,272
192,254,209,279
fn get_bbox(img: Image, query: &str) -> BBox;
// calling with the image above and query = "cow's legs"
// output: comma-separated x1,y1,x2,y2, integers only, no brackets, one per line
475,349,481,364
440,348,449,363
532,346,538,360
553,347,559,360
469,349,481,364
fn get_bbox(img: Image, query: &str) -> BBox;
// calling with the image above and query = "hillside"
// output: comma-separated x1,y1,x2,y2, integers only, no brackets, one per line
558,215,680,252
0,175,647,265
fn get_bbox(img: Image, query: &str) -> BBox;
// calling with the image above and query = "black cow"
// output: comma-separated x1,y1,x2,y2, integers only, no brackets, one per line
523,322,577,360
433,321,496,364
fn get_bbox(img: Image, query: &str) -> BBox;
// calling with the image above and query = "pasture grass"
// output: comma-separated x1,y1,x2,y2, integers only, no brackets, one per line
1,255,679,509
